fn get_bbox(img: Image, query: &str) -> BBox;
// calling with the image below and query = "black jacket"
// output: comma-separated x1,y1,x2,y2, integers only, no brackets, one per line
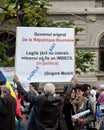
63,101,75,130
0,95,16,130
16,82,75,130
0,98,8,130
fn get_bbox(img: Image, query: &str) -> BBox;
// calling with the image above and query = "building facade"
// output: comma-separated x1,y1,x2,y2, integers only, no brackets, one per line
0,0,104,89
48,0,104,87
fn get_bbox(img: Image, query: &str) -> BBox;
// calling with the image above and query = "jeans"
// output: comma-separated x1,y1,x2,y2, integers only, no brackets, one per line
17,118,23,130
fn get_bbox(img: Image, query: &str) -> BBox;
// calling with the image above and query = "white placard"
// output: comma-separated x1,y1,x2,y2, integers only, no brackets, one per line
15,27,75,83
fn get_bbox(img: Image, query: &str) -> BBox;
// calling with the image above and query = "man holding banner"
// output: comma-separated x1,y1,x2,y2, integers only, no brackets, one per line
14,27,75,130
13,75,77,130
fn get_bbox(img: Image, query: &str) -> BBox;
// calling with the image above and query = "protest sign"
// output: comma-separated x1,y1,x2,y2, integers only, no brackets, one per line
15,27,75,83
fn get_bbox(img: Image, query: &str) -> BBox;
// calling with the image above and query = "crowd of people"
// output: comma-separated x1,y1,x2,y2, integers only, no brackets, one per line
0,75,104,130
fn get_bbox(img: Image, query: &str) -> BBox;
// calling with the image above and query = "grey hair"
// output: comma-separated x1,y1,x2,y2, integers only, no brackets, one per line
44,83,55,94
1,85,11,94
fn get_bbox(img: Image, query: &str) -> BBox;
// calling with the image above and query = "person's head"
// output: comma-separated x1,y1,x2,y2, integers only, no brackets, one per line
99,84,104,91
90,89,96,96
75,84,84,99
14,88,18,95
44,83,55,95
14,88,20,98
70,88,76,100
90,89,96,101
29,82,39,91
1,85,11,98
63,86,75,101
92,86,100,92
82,84,91,97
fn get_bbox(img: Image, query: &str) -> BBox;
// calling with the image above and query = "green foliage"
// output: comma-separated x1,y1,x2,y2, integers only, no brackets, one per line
0,0,51,26
76,50,95,74
0,0,95,74
0,42,14,66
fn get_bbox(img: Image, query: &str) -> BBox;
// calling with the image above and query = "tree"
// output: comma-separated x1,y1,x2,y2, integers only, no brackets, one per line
0,0,95,74
0,42,14,66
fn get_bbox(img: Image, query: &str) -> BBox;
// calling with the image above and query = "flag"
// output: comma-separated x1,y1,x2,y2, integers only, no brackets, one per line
0,70,16,98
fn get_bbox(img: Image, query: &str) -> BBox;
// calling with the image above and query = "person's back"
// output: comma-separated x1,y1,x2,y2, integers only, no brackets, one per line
26,83,64,130
28,94,63,130
0,97,8,130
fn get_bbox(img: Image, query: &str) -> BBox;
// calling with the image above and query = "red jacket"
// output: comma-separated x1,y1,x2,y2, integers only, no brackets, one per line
16,96,23,119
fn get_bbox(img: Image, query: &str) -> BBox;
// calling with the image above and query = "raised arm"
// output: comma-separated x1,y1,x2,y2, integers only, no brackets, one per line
61,75,77,100
13,75,35,103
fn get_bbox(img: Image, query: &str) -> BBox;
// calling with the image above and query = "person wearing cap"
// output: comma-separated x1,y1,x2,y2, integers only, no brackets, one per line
13,75,77,130
0,85,16,130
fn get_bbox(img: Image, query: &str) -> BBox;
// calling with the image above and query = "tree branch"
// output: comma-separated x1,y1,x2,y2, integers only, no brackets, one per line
0,4,8,11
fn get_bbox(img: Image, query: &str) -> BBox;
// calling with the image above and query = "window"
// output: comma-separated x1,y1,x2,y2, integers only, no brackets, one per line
103,1,104,7
99,36,104,71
